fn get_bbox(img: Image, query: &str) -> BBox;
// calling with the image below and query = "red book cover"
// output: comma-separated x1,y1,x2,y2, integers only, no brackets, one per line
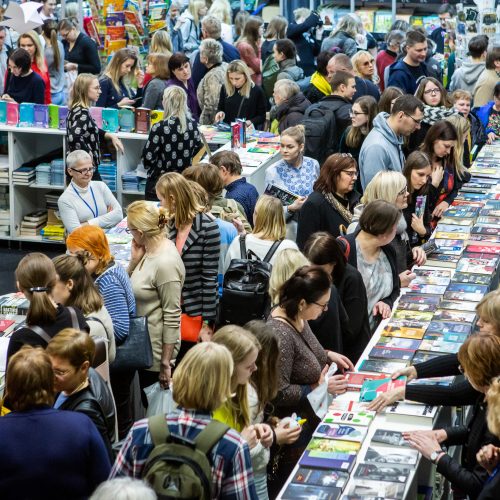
465,244,500,255
135,108,150,134
345,372,387,391
0,319,14,332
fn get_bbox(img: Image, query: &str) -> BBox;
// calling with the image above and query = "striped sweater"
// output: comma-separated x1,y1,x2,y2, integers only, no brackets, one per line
95,263,136,342
169,212,220,320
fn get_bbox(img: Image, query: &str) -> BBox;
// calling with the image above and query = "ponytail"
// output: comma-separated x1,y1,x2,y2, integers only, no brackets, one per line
42,20,61,69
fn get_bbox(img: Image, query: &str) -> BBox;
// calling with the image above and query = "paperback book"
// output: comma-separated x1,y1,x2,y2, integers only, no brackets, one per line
411,351,447,363
367,346,415,362
292,468,349,489
371,429,410,447
426,320,473,335
281,483,342,500
345,479,405,499
323,409,376,427
423,331,469,344
392,310,434,322
358,359,408,374
398,293,441,305
451,272,492,286
364,445,419,465
419,339,462,354
359,376,406,402
437,300,480,312
344,372,387,391
313,423,368,442
299,439,359,471
354,463,411,483
375,337,421,349
408,284,448,295
431,309,476,323
385,402,438,419
426,253,461,268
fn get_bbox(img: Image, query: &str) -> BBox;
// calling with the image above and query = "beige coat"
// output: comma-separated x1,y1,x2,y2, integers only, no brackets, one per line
197,62,227,125
473,69,499,107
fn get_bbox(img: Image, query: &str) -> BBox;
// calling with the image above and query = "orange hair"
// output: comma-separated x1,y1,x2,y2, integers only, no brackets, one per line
65,225,113,275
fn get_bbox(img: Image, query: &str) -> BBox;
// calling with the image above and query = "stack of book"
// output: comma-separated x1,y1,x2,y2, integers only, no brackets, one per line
13,165,36,185
40,205,64,242
0,155,8,184
19,210,47,237
0,292,29,315
0,187,9,235
99,159,117,192
50,159,65,186
122,166,147,193
35,163,51,185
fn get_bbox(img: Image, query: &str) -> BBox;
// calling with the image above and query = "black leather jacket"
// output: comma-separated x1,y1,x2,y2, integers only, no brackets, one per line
57,368,115,459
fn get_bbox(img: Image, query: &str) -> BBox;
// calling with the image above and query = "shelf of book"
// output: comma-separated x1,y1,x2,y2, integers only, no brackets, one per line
28,184,65,190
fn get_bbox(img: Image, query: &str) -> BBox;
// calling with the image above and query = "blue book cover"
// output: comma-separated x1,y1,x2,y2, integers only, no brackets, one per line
58,106,68,129
102,108,119,132
299,450,357,472
118,107,135,132
0,100,6,123
34,104,49,128
19,103,35,127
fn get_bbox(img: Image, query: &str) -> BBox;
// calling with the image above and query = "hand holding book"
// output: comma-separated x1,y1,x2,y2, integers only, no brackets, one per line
366,385,405,412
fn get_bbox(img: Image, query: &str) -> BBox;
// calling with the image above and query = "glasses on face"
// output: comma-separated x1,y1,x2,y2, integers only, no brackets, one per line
342,170,358,178
404,112,423,125
424,88,441,95
397,186,408,196
71,166,95,175
349,111,367,117
53,368,72,377
312,301,329,312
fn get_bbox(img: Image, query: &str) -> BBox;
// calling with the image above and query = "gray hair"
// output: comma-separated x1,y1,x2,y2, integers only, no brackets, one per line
202,15,222,39
170,0,184,11
66,150,92,170
274,79,300,100
162,86,192,133
89,478,157,500
200,38,223,66
386,30,405,48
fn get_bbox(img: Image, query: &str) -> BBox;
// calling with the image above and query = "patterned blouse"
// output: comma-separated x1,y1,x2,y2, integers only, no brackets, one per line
264,156,320,197
142,116,201,198
66,105,106,169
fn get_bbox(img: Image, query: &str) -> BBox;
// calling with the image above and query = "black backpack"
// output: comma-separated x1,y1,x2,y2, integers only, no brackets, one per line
219,235,282,326
303,102,338,165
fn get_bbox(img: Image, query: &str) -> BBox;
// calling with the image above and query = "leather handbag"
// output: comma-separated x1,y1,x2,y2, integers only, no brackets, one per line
111,316,153,370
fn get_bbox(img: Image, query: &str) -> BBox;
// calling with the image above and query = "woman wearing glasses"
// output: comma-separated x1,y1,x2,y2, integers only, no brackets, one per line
352,50,379,86
66,73,124,179
408,77,455,151
339,95,378,165
297,153,361,248
57,150,123,234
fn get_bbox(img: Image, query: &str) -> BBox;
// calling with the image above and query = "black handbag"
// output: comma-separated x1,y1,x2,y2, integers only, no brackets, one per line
111,316,153,370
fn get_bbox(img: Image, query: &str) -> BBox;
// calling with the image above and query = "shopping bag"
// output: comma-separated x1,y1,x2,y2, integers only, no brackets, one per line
144,382,176,417
306,363,338,419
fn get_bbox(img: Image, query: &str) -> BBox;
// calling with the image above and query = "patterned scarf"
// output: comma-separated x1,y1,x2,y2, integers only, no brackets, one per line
322,191,353,224
423,105,456,125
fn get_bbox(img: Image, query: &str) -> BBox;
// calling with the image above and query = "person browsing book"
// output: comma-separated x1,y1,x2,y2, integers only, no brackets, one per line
57,150,123,234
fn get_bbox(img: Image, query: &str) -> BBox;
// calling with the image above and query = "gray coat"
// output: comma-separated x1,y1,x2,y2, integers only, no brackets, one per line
359,112,406,189
197,63,227,125
142,77,168,110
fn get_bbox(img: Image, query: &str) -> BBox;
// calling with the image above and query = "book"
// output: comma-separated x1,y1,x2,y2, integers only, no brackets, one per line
456,256,497,275
368,346,414,362
439,217,474,226
328,400,372,412
358,359,408,374
376,337,421,349
6,102,19,125
359,376,406,402
385,402,438,420
395,301,438,313
451,272,492,286
443,291,486,302
19,103,34,127
292,467,349,489
408,284,448,295
398,293,441,305
354,462,411,483
264,183,299,206
135,107,150,134
414,268,453,278
432,309,476,323
435,224,472,234
436,300,478,312
381,325,426,339
408,376,455,386
281,482,342,500
466,244,500,255
58,106,68,129
371,429,410,447
0,319,14,332
345,479,405,499
435,231,470,240
33,104,48,128
313,423,368,442
364,445,419,466
102,108,119,132
426,320,473,335
299,439,359,471
392,310,434,322
419,339,462,354
426,253,461,268
424,331,469,344
344,371,387,391
323,409,376,427
118,107,135,132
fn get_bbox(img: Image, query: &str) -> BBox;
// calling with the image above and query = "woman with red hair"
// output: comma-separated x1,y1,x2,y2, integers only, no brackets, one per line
66,224,136,438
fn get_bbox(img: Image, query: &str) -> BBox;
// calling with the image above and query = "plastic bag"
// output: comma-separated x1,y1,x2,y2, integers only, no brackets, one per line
144,382,175,417
306,363,338,419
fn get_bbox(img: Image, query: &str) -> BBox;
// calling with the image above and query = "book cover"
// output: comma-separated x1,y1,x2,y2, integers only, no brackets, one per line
470,233,500,244
471,226,500,235
466,244,500,255
376,337,421,349
426,253,461,268
392,310,434,322
435,300,478,312
408,376,455,386
408,284,448,295
398,293,441,305
0,319,15,332
48,104,59,128
385,402,437,419
432,309,476,323
344,371,387,390
89,107,103,129
368,346,414,361
58,106,68,129
439,217,474,226
414,268,453,278
419,339,462,354
0,100,6,123
381,325,426,339
19,103,34,127
435,231,470,240
135,107,150,134
394,301,438,313
328,400,372,412
358,359,408,374
427,320,472,335
443,291,485,302
281,482,342,500
313,423,368,442
102,108,119,132
364,445,419,465
412,275,451,286
292,467,349,489
264,183,299,206
323,409,376,427
118,107,135,132
359,376,406,402
150,109,164,126
371,429,410,447
456,257,497,275
33,104,48,128
435,224,472,234
345,479,405,499
443,207,481,218
299,439,358,471
354,462,411,483
451,272,492,286
424,330,469,344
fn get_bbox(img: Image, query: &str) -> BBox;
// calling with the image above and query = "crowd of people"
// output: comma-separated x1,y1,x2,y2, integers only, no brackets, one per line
0,2,500,499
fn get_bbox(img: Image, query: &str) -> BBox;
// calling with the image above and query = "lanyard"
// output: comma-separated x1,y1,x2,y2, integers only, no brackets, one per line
72,183,99,218
486,465,499,484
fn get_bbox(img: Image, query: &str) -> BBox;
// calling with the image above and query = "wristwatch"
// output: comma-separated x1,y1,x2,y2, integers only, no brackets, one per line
430,450,444,464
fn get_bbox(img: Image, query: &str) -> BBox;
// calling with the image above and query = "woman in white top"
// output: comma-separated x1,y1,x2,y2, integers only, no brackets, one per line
224,195,298,271
58,150,123,234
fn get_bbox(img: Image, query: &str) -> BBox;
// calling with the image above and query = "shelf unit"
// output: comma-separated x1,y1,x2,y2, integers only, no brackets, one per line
0,125,148,244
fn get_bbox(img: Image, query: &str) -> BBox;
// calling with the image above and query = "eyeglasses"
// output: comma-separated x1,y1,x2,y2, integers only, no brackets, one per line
342,170,358,178
312,301,329,312
53,368,72,377
125,227,136,234
397,186,408,196
349,111,367,117
404,112,423,125
70,166,96,175
424,88,441,95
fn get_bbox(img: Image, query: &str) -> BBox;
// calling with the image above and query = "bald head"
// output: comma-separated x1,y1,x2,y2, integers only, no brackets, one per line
327,53,354,82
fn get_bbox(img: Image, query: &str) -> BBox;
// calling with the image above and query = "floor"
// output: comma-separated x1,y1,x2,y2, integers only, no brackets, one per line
0,241,65,296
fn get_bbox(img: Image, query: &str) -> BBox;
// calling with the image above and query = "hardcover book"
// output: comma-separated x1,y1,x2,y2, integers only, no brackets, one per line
345,479,405,499
358,359,408,374
292,467,349,489
323,409,376,427
313,423,368,442
281,482,342,500
135,107,150,134
344,371,387,391
394,301,438,313
359,377,406,402
364,445,419,465
354,462,411,483
423,331,469,344
371,429,410,447
368,346,414,361
426,253,461,268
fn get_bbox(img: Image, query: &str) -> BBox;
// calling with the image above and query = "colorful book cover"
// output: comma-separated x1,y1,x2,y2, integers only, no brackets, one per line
19,103,34,127
313,423,368,442
358,359,408,374
150,109,164,126
48,104,59,128
408,284,448,295
90,107,104,129
33,104,48,128
411,351,446,364
426,320,473,335
451,272,492,286
0,319,15,332
394,301,438,313
438,300,478,312
439,217,474,226
102,108,119,132
432,309,476,323
381,325,426,340
443,291,486,302
466,244,500,255
376,337,421,350
435,224,472,234
58,106,68,129
456,257,497,274
419,339,462,354
424,330,468,343
344,372,387,390
364,445,419,465
281,483,342,500
435,231,470,240
323,409,376,427
354,462,411,483
371,429,410,447
368,346,414,361
299,439,358,471
359,376,406,402
392,310,434,322
292,467,349,489
399,293,441,305
118,107,135,131
328,400,372,412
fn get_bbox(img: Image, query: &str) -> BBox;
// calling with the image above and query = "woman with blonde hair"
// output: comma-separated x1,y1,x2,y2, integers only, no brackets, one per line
261,15,288,62
224,195,299,272
18,30,51,104
321,13,360,57
126,200,185,392
269,249,309,305
236,16,264,85
67,73,124,177
265,125,320,240
142,86,201,200
142,52,170,110
6,253,89,365
352,50,379,85
155,172,220,358
446,113,472,169
207,0,233,43
52,254,116,362
97,48,143,108
214,59,266,128
178,0,208,56
110,341,258,498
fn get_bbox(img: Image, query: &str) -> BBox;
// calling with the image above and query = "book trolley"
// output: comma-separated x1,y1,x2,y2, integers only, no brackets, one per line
277,142,500,499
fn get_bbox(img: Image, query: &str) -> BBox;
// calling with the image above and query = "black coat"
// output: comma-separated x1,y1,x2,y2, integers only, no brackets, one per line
342,231,400,310
217,84,267,128
63,32,101,75
352,76,381,102
58,368,115,460
276,92,311,133
297,190,361,250
335,263,372,363
304,82,328,105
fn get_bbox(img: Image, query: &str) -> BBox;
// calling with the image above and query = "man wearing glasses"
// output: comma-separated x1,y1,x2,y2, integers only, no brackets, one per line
387,30,429,95
359,95,424,189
